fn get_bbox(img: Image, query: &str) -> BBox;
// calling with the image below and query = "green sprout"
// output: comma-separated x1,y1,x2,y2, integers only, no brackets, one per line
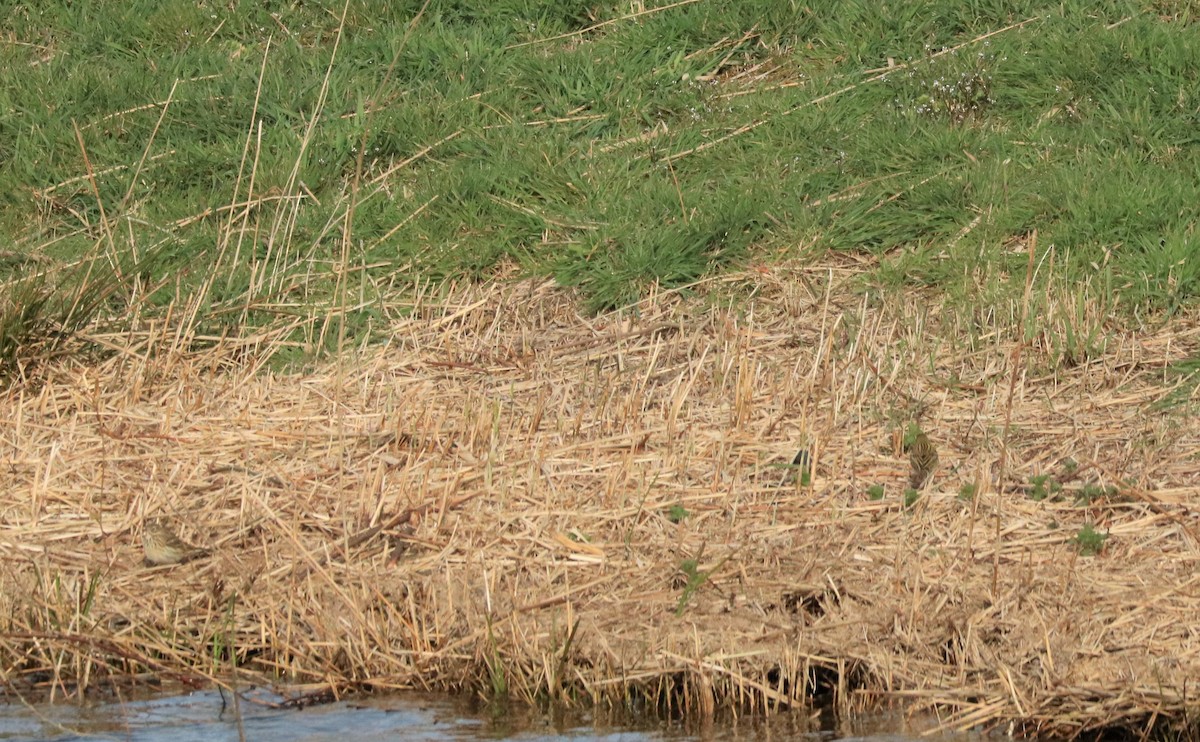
777,448,812,486
1076,483,1118,505
675,559,708,615
1073,524,1108,556
1029,474,1062,501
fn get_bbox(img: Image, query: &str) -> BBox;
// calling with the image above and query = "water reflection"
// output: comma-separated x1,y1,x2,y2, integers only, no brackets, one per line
0,689,999,741
0,689,679,742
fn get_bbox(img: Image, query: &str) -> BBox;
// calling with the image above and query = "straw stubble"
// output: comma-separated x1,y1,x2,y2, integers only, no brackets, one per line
4,273,1199,740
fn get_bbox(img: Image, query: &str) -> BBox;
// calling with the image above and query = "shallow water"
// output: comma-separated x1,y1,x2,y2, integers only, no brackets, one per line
0,688,996,741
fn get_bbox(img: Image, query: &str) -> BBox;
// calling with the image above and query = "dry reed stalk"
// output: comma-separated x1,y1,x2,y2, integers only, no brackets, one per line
2,261,1200,739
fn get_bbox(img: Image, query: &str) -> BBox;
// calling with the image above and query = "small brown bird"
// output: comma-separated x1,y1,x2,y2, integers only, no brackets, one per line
142,519,208,566
908,433,939,490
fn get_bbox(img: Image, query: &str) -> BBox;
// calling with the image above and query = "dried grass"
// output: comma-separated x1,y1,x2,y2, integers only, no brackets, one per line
3,259,1200,738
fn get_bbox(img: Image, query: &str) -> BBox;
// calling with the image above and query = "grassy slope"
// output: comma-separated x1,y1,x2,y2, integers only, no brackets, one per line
1,0,1199,367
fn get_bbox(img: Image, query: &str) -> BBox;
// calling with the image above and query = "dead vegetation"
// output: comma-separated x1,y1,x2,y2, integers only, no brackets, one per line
2,258,1200,739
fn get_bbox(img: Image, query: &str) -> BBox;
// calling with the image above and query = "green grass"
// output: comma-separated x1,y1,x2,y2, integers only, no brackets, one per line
4,0,1200,368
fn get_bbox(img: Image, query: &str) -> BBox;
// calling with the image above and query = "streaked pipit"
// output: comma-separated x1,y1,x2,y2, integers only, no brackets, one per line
908,432,939,490
142,519,208,566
